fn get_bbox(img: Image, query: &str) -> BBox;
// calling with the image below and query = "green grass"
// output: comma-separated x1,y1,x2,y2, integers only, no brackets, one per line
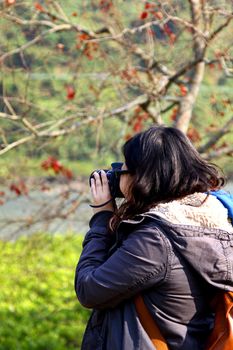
0,232,90,350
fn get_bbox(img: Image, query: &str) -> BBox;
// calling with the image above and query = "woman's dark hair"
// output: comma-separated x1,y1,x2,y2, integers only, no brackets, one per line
110,125,225,231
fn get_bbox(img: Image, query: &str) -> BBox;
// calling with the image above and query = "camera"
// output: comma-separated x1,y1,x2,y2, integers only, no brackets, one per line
89,162,125,198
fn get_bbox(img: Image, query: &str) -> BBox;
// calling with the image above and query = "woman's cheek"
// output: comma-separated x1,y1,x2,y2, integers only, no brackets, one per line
120,175,132,199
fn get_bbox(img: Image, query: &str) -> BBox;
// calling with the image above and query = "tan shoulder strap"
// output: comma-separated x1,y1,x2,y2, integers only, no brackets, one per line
134,294,169,350
206,291,233,350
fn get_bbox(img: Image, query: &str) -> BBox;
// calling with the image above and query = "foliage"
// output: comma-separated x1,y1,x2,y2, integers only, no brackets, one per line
0,232,90,350
0,0,232,167
0,1,233,234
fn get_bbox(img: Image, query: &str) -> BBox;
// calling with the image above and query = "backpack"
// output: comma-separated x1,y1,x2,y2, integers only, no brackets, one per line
135,190,233,350
135,291,233,350
210,190,233,225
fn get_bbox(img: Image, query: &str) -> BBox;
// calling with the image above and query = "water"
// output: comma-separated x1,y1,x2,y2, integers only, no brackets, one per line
0,182,232,241
0,187,93,240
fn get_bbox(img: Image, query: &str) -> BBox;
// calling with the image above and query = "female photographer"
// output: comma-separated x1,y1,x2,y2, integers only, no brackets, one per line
74,126,233,350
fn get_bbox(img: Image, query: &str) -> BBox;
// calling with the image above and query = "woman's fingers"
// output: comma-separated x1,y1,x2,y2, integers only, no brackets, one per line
91,171,111,198
100,170,108,186
92,171,109,192
101,170,109,193
90,170,114,213
93,171,102,189
90,178,96,197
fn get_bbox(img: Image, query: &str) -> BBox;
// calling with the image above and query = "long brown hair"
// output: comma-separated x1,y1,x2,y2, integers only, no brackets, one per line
110,126,225,232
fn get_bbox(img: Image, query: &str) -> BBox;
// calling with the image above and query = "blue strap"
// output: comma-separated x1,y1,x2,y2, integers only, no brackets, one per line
210,190,233,224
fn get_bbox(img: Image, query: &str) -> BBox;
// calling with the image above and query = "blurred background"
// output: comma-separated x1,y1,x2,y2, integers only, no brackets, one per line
0,0,232,349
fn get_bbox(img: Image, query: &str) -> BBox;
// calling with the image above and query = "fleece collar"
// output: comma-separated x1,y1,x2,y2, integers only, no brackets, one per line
122,193,233,232
147,193,233,232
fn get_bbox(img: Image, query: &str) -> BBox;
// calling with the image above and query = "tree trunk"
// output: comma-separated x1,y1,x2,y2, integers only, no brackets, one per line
175,0,206,133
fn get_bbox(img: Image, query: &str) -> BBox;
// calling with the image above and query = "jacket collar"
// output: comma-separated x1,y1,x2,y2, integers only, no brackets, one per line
121,193,233,233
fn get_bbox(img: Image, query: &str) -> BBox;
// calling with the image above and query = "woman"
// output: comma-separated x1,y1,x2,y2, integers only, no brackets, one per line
74,126,233,350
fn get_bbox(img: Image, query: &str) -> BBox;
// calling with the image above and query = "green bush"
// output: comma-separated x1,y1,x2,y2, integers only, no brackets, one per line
0,233,90,350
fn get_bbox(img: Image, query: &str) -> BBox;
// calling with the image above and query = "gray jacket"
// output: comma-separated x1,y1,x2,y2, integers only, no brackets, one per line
74,198,233,350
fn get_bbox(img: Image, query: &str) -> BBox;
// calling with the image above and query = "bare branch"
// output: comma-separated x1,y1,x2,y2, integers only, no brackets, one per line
86,17,207,44
201,146,233,160
1,13,55,28
21,118,39,136
208,13,233,42
0,24,75,63
0,135,35,155
0,95,149,155
0,112,21,121
198,116,233,153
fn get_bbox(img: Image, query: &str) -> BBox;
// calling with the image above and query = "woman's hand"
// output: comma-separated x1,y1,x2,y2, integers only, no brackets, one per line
90,170,115,214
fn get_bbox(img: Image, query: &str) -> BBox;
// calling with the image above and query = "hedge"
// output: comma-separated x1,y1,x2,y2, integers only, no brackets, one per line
0,233,90,350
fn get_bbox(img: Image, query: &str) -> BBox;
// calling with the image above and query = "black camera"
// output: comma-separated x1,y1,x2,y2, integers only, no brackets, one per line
89,162,127,198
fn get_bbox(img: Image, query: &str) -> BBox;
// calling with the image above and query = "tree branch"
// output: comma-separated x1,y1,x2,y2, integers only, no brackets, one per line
198,116,233,153
0,135,35,155
208,13,233,42
201,146,233,160
0,95,149,155
0,112,21,121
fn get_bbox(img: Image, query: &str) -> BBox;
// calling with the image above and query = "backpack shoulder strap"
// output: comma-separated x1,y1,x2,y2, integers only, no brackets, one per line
134,294,169,350
205,291,233,350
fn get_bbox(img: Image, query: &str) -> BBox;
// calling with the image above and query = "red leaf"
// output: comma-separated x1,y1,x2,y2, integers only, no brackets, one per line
99,0,112,12
78,33,90,41
44,157,62,173
209,63,215,70
121,70,131,80
5,0,15,5
140,11,148,20
145,2,156,9
0,191,5,196
222,98,231,106
133,120,143,133
10,181,28,196
19,181,28,195
170,107,178,121
187,127,201,142
152,11,163,20
84,51,93,60
10,184,22,196
218,62,222,70
147,28,154,36
66,86,76,100
169,33,176,44
121,68,137,81
179,84,188,96
141,112,149,120
134,106,142,113
41,157,73,179
62,168,73,179
163,23,172,35
34,2,46,12
51,161,63,173
41,157,51,170
0,200,4,205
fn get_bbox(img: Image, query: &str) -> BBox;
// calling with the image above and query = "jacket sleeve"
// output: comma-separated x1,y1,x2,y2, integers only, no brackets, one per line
74,212,171,310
